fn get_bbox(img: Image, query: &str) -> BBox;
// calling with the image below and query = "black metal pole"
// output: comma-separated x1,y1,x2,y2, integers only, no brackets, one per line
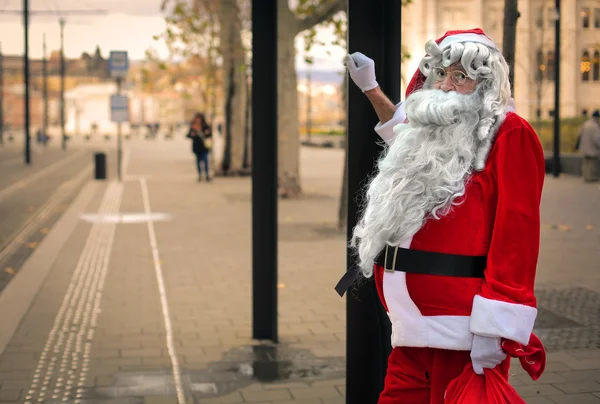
552,0,561,177
43,33,48,140
346,0,400,402
251,0,278,342
502,0,520,95
117,77,122,182
24,0,30,164
0,42,4,146
60,18,66,150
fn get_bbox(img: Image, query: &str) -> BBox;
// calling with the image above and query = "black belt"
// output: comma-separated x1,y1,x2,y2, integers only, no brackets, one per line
335,245,487,297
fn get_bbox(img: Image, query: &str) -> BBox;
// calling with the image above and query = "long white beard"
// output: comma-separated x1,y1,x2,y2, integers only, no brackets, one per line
351,89,485,276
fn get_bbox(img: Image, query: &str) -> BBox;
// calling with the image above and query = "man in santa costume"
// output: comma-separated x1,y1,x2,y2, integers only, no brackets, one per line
341,28,545,403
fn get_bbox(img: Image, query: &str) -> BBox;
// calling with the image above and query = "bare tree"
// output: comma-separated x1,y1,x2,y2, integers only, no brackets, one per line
277,0,346,197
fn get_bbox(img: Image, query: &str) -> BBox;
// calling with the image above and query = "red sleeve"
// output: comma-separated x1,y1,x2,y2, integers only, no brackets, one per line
470,118,545,345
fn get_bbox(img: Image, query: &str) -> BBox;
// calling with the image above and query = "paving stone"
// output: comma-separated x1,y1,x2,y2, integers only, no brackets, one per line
192,391,244,403
556,370,600,382
263,382,313,390
561,360,600,371
241,389,292,402
144,396,178,404
121,348,164,358
514,384,566,397
0,381,32,391
0,390,21,402
553,381,600,394
543,362,574,372
525,398,559,404
95,375,117,386
547,393,600,404
320,398,345,404
515,372,569,385
290,386,341,399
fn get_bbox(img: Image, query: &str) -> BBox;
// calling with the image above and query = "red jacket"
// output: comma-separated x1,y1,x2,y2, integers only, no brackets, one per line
374,112,545,350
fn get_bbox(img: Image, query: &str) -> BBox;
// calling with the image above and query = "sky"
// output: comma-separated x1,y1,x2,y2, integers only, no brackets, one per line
0,0,346,71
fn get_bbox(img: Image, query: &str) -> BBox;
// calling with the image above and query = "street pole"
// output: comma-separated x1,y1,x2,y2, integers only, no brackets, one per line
117,77,122,182
346,0,400,402
24,0,31,164
502,0,520,94
251,0,278,343
552,0,561,178
43,33,48,141
0,42,4,146
60,18,66,151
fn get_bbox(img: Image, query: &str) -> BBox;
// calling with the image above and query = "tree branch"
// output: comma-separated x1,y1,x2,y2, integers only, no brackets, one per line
295,0,346,34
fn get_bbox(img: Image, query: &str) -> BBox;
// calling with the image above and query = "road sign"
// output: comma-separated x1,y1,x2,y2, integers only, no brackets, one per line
110,95,129,123
108,51,129,79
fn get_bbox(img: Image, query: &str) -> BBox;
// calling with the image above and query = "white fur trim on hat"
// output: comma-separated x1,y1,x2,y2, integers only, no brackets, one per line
439,33,500,51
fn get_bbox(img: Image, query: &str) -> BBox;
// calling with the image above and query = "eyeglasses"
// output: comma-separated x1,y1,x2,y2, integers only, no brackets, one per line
432,67,469,86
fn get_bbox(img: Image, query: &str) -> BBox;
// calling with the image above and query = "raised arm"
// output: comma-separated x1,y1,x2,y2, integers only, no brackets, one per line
344,52,404,143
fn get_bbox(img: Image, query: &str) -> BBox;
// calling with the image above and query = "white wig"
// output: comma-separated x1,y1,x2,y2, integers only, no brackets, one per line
418,40,512,170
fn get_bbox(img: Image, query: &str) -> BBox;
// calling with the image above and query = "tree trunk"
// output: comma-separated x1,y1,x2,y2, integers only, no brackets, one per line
503,0,520,94
277,0,302,198
217,0,247,176
242,69,252,173
338,73,349,231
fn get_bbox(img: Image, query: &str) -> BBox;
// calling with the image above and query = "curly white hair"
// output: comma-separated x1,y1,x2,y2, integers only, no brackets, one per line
419,40,512,169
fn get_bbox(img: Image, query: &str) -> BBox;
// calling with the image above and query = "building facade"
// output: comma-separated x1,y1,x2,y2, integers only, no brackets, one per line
401,0,600,120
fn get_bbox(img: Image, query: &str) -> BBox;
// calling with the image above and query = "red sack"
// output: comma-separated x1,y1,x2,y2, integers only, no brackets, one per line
445,334,546,404
444,362,525,404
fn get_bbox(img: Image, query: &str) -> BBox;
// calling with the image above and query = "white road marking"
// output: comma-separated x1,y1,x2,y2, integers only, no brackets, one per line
79,212,171,224
139,176,186,404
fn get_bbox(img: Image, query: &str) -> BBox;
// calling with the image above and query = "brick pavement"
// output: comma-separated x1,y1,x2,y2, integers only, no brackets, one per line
0,137,598,403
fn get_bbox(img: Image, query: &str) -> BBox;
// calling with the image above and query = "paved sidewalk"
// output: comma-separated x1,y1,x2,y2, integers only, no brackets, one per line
0,138,598,404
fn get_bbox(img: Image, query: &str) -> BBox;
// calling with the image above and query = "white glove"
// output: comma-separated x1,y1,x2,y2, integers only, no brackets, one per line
470,335,507,375
344,52,379,92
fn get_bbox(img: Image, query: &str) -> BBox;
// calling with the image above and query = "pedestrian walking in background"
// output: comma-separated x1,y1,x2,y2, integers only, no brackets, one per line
579,110,600,182
186,113,213,182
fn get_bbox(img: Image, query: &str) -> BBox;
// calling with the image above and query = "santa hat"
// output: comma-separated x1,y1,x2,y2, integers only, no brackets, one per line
405,28,500,99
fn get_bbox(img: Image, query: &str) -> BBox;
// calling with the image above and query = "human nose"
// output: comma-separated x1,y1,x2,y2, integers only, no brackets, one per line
439,75,455,92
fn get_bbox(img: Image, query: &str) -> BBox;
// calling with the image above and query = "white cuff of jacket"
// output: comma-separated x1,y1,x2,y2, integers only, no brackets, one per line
374,102,406,144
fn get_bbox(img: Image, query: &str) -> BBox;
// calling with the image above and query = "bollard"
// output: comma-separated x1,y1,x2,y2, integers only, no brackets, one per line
94,152,107,180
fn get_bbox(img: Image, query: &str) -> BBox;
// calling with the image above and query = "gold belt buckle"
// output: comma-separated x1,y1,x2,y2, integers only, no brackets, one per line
384,245,398,273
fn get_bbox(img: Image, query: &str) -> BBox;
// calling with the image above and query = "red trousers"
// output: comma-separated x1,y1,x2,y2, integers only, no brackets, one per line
379,346,510,404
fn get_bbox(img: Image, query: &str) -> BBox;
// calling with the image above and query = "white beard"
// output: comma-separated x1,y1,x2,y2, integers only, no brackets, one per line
351,89,486,276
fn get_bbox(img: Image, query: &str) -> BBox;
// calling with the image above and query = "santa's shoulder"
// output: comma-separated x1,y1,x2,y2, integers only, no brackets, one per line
486,112,544,165
493,112,542,146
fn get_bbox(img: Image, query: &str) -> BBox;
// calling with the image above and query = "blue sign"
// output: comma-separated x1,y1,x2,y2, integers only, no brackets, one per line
108,51,129,79
110,95,129,123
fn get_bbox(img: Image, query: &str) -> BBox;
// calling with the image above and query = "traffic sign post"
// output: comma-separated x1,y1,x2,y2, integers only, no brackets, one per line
108,51,129,80
108,51,129,182
110,94,129,123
